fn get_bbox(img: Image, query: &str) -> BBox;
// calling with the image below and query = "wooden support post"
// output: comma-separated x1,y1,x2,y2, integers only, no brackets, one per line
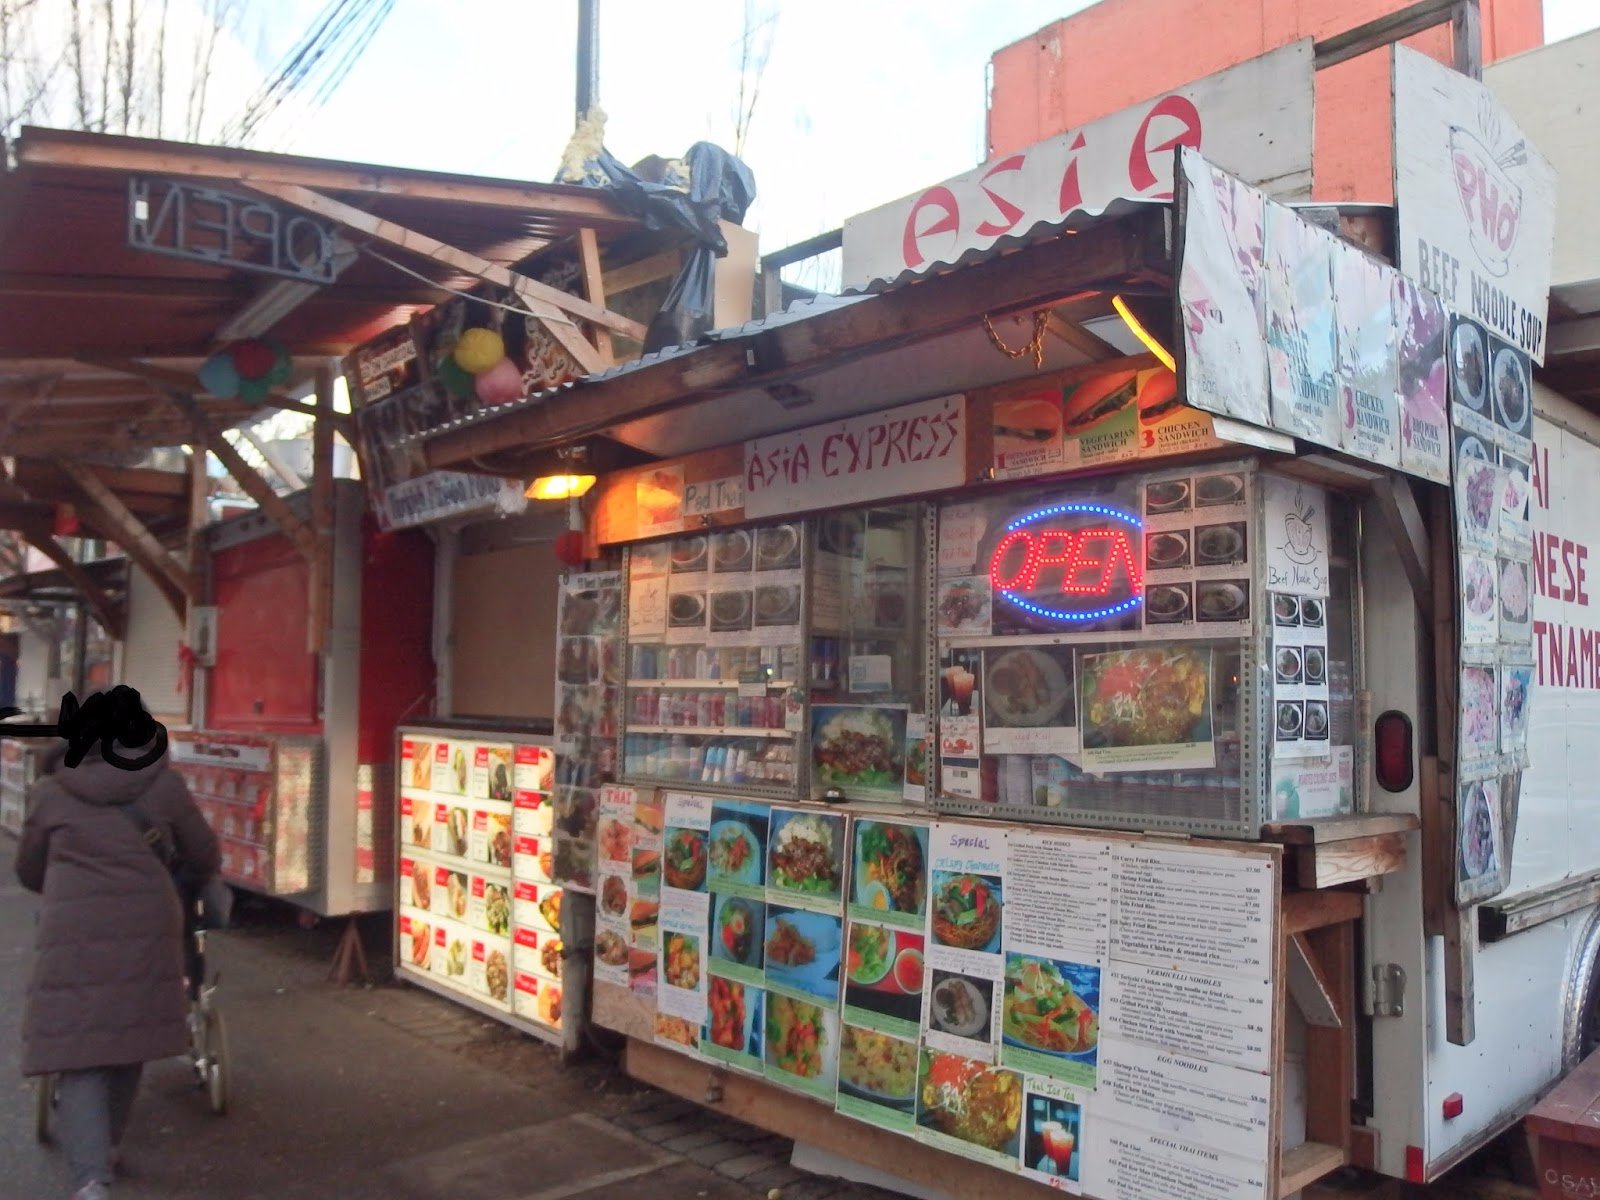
172,393,321,566
308,365,336,655
576,227,615,369
15,526,124,640
242,181,645,375
1302,920,1356,1165
53,457,197,612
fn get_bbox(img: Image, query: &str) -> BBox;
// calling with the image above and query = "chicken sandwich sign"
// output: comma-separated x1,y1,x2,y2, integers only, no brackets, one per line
1392,45,1558,363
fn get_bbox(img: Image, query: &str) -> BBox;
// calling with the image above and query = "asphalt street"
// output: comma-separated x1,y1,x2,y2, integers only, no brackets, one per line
0,859,893,1200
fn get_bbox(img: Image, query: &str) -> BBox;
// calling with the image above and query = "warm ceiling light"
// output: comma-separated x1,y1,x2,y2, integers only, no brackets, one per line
1112,294,1176,373
526,474,596,501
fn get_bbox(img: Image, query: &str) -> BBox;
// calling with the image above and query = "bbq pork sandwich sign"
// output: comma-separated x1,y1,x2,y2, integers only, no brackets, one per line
1393,44,1558,363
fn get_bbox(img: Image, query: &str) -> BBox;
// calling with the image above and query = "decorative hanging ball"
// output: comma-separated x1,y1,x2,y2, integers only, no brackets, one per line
238,375,273,404
554,529,587,567
473,356,524,406
453,327,506,375
435,354,477,399
230,338,276,380
265,342,294,387
197,352,241,399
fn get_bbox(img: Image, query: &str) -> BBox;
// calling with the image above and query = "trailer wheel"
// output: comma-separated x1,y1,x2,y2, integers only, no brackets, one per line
1565,906,1600,1070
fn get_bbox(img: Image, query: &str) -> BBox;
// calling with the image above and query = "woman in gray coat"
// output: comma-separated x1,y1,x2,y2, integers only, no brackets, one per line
16,690,220,1200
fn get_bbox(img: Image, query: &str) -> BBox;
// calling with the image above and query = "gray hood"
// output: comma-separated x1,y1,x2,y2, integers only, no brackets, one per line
51,742,169,807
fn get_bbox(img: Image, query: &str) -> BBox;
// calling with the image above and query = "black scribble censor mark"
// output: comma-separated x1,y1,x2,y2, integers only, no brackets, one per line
0,685,169,771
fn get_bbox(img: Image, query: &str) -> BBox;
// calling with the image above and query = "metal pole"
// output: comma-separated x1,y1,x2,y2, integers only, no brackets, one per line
576,0,600,121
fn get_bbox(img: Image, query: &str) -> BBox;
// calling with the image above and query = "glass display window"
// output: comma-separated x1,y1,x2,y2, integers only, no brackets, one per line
932,463,1261,835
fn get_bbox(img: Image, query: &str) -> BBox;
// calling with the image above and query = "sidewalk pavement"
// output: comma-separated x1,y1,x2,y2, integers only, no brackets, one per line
1,870,898,1200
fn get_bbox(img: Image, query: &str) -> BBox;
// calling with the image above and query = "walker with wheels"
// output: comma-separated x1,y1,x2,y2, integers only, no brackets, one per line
34,889,230,1142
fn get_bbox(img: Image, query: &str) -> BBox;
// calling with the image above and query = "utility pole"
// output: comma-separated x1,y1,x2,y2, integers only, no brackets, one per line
576,0,600,120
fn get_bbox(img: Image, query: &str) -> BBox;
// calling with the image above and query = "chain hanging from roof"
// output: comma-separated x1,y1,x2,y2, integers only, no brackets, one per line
981,310,1050,370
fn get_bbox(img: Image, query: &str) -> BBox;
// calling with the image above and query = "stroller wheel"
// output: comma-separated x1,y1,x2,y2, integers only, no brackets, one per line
34,1073,56,1143
200,1005,229,1115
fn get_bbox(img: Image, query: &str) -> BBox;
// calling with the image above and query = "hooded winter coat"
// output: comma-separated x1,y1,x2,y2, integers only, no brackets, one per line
15,745,220,1076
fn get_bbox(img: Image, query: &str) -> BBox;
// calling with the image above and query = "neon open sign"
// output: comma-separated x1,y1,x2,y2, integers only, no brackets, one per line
988,502,1144,622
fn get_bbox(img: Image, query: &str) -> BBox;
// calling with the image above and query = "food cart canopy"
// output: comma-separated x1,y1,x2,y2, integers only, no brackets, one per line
0,126,646,460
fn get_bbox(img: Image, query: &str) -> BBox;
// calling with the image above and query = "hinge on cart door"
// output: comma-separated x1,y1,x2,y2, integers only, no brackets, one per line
1369,963,1406,1017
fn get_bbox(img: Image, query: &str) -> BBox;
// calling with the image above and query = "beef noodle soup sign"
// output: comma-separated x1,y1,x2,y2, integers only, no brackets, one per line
986,500,1145,636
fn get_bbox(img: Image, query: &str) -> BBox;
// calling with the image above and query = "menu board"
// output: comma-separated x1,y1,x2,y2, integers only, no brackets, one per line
639,810,1279,1198
1447,316,1536,903
396,729,560,1039
553,571,622,893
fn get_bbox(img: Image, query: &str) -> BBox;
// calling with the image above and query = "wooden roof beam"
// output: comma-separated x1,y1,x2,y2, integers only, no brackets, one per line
169,392,321,566
242,180,641,373
14,126,640,226
0,476,125,638
0,271,443,307
80,357,355,440
53,457,196,617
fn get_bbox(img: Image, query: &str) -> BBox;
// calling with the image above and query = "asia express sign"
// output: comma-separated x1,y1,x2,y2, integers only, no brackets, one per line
841,39,1313,290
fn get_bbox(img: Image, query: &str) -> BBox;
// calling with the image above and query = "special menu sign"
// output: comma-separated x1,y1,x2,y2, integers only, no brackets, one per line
1393,44,1558,363
742,394,967,519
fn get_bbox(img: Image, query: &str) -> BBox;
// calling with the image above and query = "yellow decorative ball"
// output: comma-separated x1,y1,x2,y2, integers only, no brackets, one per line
453,327,506,375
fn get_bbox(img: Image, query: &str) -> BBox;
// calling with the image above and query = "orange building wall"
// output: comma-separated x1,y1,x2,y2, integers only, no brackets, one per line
987,0,1543,202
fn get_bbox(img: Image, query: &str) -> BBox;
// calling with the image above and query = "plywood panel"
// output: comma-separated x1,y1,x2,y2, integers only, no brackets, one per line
450,541,557,721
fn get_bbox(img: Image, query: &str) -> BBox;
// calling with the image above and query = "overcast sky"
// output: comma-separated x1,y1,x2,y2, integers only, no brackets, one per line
244,0,1599,280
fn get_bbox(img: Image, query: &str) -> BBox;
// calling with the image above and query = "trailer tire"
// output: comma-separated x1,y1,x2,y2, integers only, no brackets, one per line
1563,906,1600,1070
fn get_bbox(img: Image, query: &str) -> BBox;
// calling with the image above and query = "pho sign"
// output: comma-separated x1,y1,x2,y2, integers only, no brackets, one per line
127,177,345,284
1392,45,1558,363
841,39,1314,291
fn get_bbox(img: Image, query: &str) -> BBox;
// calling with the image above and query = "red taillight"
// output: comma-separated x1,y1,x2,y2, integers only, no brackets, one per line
1375,710,1415,792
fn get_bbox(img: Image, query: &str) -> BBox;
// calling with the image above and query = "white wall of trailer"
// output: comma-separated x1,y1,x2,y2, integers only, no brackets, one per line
1365,393,1600,1178
120,561,188,726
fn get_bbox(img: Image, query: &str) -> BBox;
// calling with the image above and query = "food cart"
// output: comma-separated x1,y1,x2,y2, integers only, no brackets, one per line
408,37,1596,1198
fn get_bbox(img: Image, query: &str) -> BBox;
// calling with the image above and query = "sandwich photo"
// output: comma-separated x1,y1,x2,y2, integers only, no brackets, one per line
1061,369,1140,433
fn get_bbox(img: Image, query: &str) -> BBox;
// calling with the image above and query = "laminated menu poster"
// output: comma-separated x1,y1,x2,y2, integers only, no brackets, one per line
1460,554,1498,647
1395,275,1451,485
1270,593,1331,761
1086,1120,1267,1200
1502,660,1534,768
836,1022,922,1133
1449,316,1535,461
629,792,664,996
1100,960,1271,1073
1499,452,1534,556
1107,844,1274,984
923,823,1007,1062
1333,238,1401,468
1140,467,1253,638
762,806,848,1100
1078,647,1216,774
812,704,907,805
1270,747,1354,821
904,714,930,805
1095,1036,1270,1162
1000,832,1109,1091
593,785,634,988
983,646,1079,757
1017,1077,1091,1192
1265,201,1339,448
655,794,712,1042
843,820,931,1040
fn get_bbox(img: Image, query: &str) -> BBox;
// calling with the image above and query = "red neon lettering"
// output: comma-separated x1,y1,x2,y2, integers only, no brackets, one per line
975,154,1026,237
1129,95,1202,196
988,528,1142,597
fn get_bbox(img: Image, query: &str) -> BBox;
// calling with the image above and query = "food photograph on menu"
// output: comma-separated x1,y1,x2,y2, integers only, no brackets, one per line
843,922,926,1033
928,967,997,1042
1078,646,1215,771
837,1024,920,1126
811,705,907,804
764,904,844,1002
709,800,768,894
915,1050,1024,1166
710,893,765,981
1001,954,1101,1085
930,870,1003,954
764,992,840,1098
767,808,847,905
704,975,764,1069
850,820,929,924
